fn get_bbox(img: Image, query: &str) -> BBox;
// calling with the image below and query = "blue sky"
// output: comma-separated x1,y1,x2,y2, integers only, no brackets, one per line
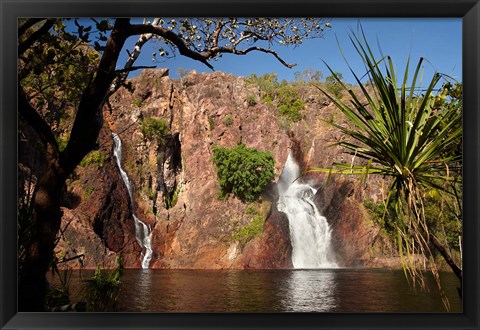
111,18,462,85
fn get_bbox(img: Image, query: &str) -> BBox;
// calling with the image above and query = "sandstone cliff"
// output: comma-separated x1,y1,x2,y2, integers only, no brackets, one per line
20,68,399,270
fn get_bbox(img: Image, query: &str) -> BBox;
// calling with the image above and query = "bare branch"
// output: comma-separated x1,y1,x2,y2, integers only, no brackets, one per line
108,18,160,96
127,23,214,70
115,65,156,74
206,45,297,69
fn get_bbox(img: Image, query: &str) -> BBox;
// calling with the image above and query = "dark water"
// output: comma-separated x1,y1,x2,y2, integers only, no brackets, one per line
57,268,462,313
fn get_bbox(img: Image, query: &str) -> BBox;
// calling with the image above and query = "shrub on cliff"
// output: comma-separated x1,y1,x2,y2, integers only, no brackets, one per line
246,73,304,122
140,117,168,143
212,144,275,202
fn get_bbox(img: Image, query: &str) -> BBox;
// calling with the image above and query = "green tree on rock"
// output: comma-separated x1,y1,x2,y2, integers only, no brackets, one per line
212,144,275,202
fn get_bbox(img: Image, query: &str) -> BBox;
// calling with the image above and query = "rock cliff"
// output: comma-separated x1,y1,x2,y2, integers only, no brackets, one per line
20,68,399,270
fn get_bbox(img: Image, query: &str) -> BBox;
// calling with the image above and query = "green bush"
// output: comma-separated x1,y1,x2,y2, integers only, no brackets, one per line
246,95,257,107
223,114,234,126
82,257,123,312
166,186,181,210
83,185,95,199
132,98,143,107
325,72,344,98
245,73,304,122
276,86,304,122
80,150,106,168
363,198,397,237
208,116,215,130
55,134,69,152
232,212,265,249
212,144,275,202
140,117,168,142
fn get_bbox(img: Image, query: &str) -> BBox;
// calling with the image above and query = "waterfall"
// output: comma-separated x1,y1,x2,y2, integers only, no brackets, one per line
277,152,337,269
112,133,153,269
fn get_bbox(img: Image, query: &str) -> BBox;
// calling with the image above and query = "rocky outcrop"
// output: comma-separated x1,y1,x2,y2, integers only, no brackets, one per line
312,176,397,267
99,69,293,269
55,208,118,269
20,67,399,270
237,209,293,269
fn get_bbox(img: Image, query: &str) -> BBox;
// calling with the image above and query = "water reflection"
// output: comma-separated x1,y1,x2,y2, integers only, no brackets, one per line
122,269,153,311
52,269,462,313
281,270,337,312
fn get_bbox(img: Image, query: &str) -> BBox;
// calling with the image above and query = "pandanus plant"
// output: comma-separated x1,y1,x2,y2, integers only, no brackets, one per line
313,28,462,310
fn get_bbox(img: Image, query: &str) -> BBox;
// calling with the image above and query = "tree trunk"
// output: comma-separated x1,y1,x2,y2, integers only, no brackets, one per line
18,19,130,311
18,161,67,311
429,234,462,281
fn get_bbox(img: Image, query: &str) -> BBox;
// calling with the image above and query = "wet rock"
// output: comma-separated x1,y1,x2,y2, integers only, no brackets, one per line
238,210,293,269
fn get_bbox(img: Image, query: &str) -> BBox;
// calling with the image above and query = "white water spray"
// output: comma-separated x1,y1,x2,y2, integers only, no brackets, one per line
112,133,153,269
277,153,337,269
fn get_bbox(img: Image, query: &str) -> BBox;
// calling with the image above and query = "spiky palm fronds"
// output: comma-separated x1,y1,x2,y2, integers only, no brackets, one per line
312,28,462,310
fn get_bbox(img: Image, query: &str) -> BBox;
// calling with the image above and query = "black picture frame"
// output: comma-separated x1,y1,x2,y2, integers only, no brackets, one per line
1,0,479,329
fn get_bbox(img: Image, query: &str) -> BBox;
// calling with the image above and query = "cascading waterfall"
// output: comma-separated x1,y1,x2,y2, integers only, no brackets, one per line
112,133,153,269
277,152,337,269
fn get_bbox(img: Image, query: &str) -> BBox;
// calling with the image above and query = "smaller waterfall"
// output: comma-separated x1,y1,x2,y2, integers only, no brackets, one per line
112,133,153,269
277,153,337,269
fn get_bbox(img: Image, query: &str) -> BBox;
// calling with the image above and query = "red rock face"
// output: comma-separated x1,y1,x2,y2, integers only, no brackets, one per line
55,208,118,269
102,69,295,269
20,68,399,271
238,209,293,269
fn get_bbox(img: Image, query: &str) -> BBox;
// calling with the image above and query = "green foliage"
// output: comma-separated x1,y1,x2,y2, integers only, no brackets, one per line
246,95,257,107
132,98,143,107
146,187,157,201
245,73,304,122
246,73,279,103
423,188,462,249
19,20,100,136
232,205,265,248
212,144,275,202
82,257,123,312
276,85,304,122
325,71,344,98
313,29,462,307
140,117,169,143
83,185,94,199
55,134,69,152
166,186,181,210
45,264,72,310
208,116,215,130
363,198,398,238
80,150,106,168
45,286,70,310
223,114,234,126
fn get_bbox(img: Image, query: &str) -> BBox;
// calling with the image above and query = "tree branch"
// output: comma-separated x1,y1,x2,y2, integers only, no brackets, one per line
18,19,56,56
127,23,214,70
108,18,160,96
206,45,297,69
18,83,59,152
18,18,47,38
115,65,156,74
429,233,462,280
61,18,131,174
